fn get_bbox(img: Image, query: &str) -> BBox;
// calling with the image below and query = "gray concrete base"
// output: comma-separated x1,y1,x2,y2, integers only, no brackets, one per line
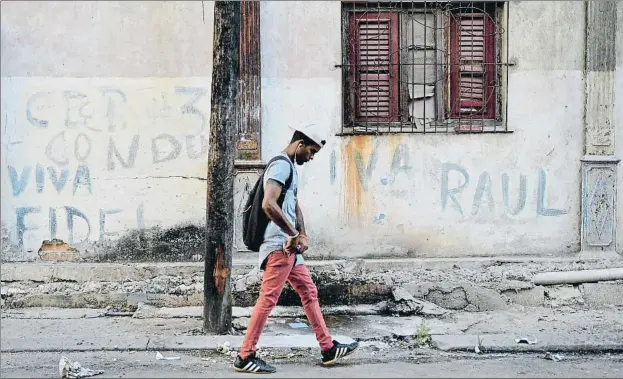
431,333,623,353
2,257,623,311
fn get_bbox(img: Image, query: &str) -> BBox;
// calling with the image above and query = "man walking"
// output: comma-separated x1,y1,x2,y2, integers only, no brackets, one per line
234,125,359,374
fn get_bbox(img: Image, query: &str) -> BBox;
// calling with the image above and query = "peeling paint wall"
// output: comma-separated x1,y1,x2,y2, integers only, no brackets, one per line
260,1,589,258
2,1,620,262
1,1,214,262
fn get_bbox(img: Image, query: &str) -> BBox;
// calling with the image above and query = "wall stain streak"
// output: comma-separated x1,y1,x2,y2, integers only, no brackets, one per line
341,136,375,224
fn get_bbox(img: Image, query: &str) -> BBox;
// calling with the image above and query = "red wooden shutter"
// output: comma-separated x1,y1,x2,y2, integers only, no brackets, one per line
349,13,399,122
449,12,496,119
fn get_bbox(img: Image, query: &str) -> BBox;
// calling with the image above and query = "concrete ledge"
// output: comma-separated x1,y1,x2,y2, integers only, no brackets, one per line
6,332,622,354
1,334,357,353
1,256,610,283
1,336,151,353
3,257,622,310
431,333,623,353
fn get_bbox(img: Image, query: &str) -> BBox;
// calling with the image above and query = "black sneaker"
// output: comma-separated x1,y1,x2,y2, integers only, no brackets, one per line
233,353,276,374
321,340,359,366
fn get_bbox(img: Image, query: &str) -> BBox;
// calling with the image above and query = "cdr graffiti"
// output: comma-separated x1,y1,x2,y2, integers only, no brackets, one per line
2,79,210,255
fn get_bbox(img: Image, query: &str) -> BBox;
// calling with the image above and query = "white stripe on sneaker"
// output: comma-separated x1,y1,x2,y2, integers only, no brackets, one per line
253,365,260,372
243,362,254,371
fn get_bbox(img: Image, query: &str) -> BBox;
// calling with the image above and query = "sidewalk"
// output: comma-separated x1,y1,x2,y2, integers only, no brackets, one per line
2,304,622,355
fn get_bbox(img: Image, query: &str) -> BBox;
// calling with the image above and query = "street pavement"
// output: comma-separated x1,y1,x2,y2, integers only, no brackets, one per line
1,305,622,378
2,350,622,378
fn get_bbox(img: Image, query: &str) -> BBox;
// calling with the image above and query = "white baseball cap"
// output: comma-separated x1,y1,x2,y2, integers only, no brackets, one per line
288,124,326,148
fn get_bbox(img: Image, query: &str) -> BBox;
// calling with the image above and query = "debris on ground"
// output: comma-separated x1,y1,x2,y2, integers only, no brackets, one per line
271,352,298,359
59,356,104,378
381,286,449,317
515,337,538,345
104,303,138,317
233,317,250,331
544,352,564,362
475,335,484,354
216,341,231,355
155,352,181,360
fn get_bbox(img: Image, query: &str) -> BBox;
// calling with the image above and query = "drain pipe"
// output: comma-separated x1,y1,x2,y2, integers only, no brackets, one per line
533,268,623,286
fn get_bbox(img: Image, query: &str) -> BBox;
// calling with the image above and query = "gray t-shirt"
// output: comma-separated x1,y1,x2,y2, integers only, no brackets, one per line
259,153,305,269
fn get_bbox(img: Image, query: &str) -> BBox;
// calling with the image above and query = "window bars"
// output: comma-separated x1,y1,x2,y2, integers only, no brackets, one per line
342,1,509,134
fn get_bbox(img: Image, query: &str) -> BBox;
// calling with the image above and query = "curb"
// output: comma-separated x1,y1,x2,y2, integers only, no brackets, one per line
430,334,623,354
4,333,622,354
1,334,357,354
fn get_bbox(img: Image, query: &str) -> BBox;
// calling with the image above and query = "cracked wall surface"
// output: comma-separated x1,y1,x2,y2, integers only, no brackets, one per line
1,1,215,262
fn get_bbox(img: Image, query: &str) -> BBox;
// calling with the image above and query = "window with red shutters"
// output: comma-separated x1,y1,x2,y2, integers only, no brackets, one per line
449,12,497,120
348,12,400,122
342,2,506,134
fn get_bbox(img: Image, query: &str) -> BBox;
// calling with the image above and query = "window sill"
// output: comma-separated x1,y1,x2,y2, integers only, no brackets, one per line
338,120,512,135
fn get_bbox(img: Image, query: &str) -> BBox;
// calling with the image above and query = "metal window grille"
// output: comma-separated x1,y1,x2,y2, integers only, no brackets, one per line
341,1,509,134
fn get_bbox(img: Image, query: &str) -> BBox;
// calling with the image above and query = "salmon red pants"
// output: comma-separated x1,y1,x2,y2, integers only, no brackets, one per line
239,250,334,358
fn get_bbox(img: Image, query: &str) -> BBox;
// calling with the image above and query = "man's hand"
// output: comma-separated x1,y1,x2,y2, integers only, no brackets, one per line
298,234,309,253
283,233,299,254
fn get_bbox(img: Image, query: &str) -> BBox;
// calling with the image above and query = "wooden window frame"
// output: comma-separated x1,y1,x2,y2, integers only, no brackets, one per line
341,2,508,135
449,12,497,120
348,12,400,122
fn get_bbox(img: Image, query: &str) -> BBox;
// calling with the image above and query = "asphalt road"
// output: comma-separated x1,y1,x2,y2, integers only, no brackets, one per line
1,349,621,378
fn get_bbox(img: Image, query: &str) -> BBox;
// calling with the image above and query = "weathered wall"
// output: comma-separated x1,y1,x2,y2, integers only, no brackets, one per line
1,1,214,262
2,1,614,262
260,1,585,259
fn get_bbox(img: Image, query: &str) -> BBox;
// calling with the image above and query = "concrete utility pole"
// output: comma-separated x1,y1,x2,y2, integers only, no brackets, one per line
204,1,240,334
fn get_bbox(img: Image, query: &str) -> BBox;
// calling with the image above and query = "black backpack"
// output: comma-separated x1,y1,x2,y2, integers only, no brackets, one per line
242,155,294,252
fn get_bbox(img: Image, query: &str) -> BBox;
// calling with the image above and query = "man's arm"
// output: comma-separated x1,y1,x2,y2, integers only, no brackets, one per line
295,201,306,236
295,201,309,252
262,179,298,237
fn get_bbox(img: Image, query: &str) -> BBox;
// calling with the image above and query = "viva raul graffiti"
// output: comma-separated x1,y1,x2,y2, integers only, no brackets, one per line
332,141,569,221
2,78,210,254
440,163,567,217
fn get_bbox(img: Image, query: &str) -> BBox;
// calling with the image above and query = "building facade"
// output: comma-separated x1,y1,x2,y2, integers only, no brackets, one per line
1,1,621,263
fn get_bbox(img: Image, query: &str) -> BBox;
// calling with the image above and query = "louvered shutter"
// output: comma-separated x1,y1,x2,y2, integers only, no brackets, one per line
449,13,496,119
349,13,399,122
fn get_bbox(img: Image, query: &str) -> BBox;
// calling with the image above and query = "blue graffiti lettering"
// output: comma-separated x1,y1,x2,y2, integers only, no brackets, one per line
64,206,91,244
502,173,527,216
152,134,182,164
16,206,40,248
99,209,122,241
48,167,70,193
8,166,31,197
49,208,57,240
472,171,495,216
441,163,470,216
107,135,140,170
73,165,92,195
537,169,568,216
